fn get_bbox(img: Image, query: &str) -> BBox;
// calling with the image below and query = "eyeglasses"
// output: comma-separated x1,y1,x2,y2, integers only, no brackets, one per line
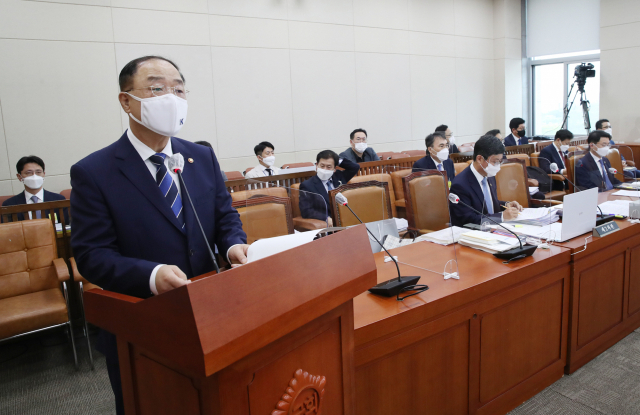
352,137,367,143
126,84,189,99
21,170,44,177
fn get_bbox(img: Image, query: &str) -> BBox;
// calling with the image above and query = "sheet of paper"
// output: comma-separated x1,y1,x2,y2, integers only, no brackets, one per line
421,226,467,245
499,223,563,241
613,190,640,197
529,187,539,195
394,217,408,231
598,200,631,216
246,230,322,263
505,207,554,222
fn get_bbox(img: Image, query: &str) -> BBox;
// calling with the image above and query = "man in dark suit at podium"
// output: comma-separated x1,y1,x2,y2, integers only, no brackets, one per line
575,130,622,191
70,56,247,415
412,132,456,181
503,117,529,146
449,135,522,227
299,150,359,224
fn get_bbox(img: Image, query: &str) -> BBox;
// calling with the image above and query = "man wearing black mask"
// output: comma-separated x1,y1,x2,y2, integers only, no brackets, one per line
503,118,529,146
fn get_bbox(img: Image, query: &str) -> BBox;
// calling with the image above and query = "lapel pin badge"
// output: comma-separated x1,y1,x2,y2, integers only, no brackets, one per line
188,158,194,163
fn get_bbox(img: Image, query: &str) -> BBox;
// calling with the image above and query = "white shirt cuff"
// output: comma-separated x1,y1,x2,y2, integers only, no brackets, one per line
226,244,241,264
150,264,165,295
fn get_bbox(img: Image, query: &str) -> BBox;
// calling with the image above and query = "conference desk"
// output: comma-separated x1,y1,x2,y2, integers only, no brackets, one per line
555,190,640,374
353,241,572,415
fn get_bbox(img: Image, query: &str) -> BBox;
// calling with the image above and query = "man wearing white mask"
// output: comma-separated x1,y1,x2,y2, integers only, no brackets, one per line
449,135,522,227
412,132,456,181
299,150,359,223
435,124,459,154
2,155,67,222
70,56,247,415
339,129,380,163
575,130,622,191
596,118,638,176
245,141,280,178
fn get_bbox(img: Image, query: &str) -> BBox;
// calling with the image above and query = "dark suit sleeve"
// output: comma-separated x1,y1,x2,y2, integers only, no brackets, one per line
70,163,158,298
575,160,600,191
207,148,247,254
339,158,360,182
519,136,529,145
299,181,328,221
503,135,516,147
538,148,553,174
338,149,354,163
450,144,459,154
370,149,380,161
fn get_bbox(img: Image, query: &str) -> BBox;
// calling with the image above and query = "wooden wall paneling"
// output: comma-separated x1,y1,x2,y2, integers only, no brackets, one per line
628,245,640,316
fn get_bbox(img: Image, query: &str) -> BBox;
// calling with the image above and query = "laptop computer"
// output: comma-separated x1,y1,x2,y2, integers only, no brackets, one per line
362,219,400,253
553,187,598,242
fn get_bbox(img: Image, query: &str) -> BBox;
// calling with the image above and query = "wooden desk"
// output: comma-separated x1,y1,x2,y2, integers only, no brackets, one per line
353,242,572,415
555,190,640,373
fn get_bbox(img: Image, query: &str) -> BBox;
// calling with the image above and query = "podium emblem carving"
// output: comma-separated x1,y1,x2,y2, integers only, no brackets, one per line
271,369,326,415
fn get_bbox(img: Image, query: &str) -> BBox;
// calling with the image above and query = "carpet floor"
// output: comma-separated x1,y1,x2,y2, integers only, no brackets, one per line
1,326,639,414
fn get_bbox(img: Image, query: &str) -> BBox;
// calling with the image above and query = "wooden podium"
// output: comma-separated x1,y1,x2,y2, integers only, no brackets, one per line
83,226,376,415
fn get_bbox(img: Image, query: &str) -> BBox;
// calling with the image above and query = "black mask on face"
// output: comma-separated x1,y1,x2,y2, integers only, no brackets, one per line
517,128,526,138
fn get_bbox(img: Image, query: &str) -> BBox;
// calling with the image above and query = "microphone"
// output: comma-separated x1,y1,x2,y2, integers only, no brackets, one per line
609,167,618,175
448,193,536,261
336,193,423,298
168,153,220,274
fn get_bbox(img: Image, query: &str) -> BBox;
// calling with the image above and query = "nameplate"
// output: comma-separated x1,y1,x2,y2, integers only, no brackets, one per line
592,221,620,238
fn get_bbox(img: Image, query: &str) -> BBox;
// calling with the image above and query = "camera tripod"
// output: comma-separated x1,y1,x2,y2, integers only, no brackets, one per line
561,79,591,136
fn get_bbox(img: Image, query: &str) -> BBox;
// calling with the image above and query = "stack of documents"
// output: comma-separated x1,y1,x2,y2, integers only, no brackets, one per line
421,226,467,245
613,190,640,197
598,200,630,216
458,230,521,254
504,207,559,226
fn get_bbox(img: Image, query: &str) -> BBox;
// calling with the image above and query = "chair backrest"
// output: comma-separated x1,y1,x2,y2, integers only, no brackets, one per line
401,150,426,157
290,183,303,217
281,162,314,169
231,196,293,244
0,195,12,205
376,152,395,160
506,153,530,166
244,167,254,175
567,153,585,193
495,159,531,208
454,163,468,175
403,170,450,232
389,169,412,202
230,187,288,202
348,173,397,217
389,153,410,159
329,181,392,227
60,189,72,200
606,148,625,182
530,152,541,168
224,171,244,181
0,219,59,300
450,153,473,163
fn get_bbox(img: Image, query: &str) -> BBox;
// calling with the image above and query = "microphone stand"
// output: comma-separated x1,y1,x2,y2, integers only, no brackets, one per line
342,203,423,298
454,198,537,262
175,170,220,274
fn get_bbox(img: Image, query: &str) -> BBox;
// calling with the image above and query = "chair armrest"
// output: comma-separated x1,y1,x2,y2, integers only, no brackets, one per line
293,217,327,232
53,257,70,282
549,174,565,182
70,257,88,284
395,199,406,208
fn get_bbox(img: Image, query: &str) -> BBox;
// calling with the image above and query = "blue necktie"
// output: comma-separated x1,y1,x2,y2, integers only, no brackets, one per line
481,177,494,214
600,159,614,190
437,163,443,171
326,180,334,191
149,153,185,229
30,195,41,219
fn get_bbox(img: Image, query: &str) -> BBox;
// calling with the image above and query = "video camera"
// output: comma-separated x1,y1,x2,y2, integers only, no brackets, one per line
574,63,595,91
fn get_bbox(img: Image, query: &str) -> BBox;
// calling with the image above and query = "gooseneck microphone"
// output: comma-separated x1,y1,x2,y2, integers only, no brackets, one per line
335,193,424,298
168,154,220,274
448,193,536,261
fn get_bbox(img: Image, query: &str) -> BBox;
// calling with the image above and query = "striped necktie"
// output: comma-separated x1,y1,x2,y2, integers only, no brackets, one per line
149,153,185,229
30,195,41,219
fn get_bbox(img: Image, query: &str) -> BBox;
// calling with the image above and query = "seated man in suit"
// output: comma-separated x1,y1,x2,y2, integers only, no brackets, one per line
435,124,459,154
412,132,455,181
299,150,360,224
245,141,280,178
539,129,572,176
596,118,639,177
339,128,380,163
503,117,529,146
2,155,68,223
575,130,622,191
449,135,522,227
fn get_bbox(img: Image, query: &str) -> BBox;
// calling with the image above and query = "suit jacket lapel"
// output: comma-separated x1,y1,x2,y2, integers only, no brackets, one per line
114,134,185,233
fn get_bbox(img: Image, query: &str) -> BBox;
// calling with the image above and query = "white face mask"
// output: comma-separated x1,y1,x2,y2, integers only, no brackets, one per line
22,174,44,190
127,93,188,137
560,144,570,152
317,168,334,181
433,148,449,161
605,127,612,136
594,145,610,158
448,135,456,145
482,159,501,177
261,155,275,167
354,142,368,153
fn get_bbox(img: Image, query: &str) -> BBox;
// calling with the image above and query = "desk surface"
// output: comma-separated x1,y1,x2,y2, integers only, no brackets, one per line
353,241,570,344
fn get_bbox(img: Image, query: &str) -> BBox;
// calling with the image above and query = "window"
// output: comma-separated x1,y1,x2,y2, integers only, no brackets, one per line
530,53,600,137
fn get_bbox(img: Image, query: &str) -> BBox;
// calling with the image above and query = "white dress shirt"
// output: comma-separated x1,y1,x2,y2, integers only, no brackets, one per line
245,163,280,178
127,129,240,295
589,151,605,178
470,163,503,220
431,155,444,170
24,188,44,220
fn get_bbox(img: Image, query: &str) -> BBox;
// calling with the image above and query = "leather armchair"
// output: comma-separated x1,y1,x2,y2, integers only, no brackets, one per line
290,183,328,231
349,173,397,217
403,170,451,234
606,149,628,183
496,160,561,207
390,169,412,209
329,181,393,227
530,151,566,201
232,196,294,243
0,219,78,369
